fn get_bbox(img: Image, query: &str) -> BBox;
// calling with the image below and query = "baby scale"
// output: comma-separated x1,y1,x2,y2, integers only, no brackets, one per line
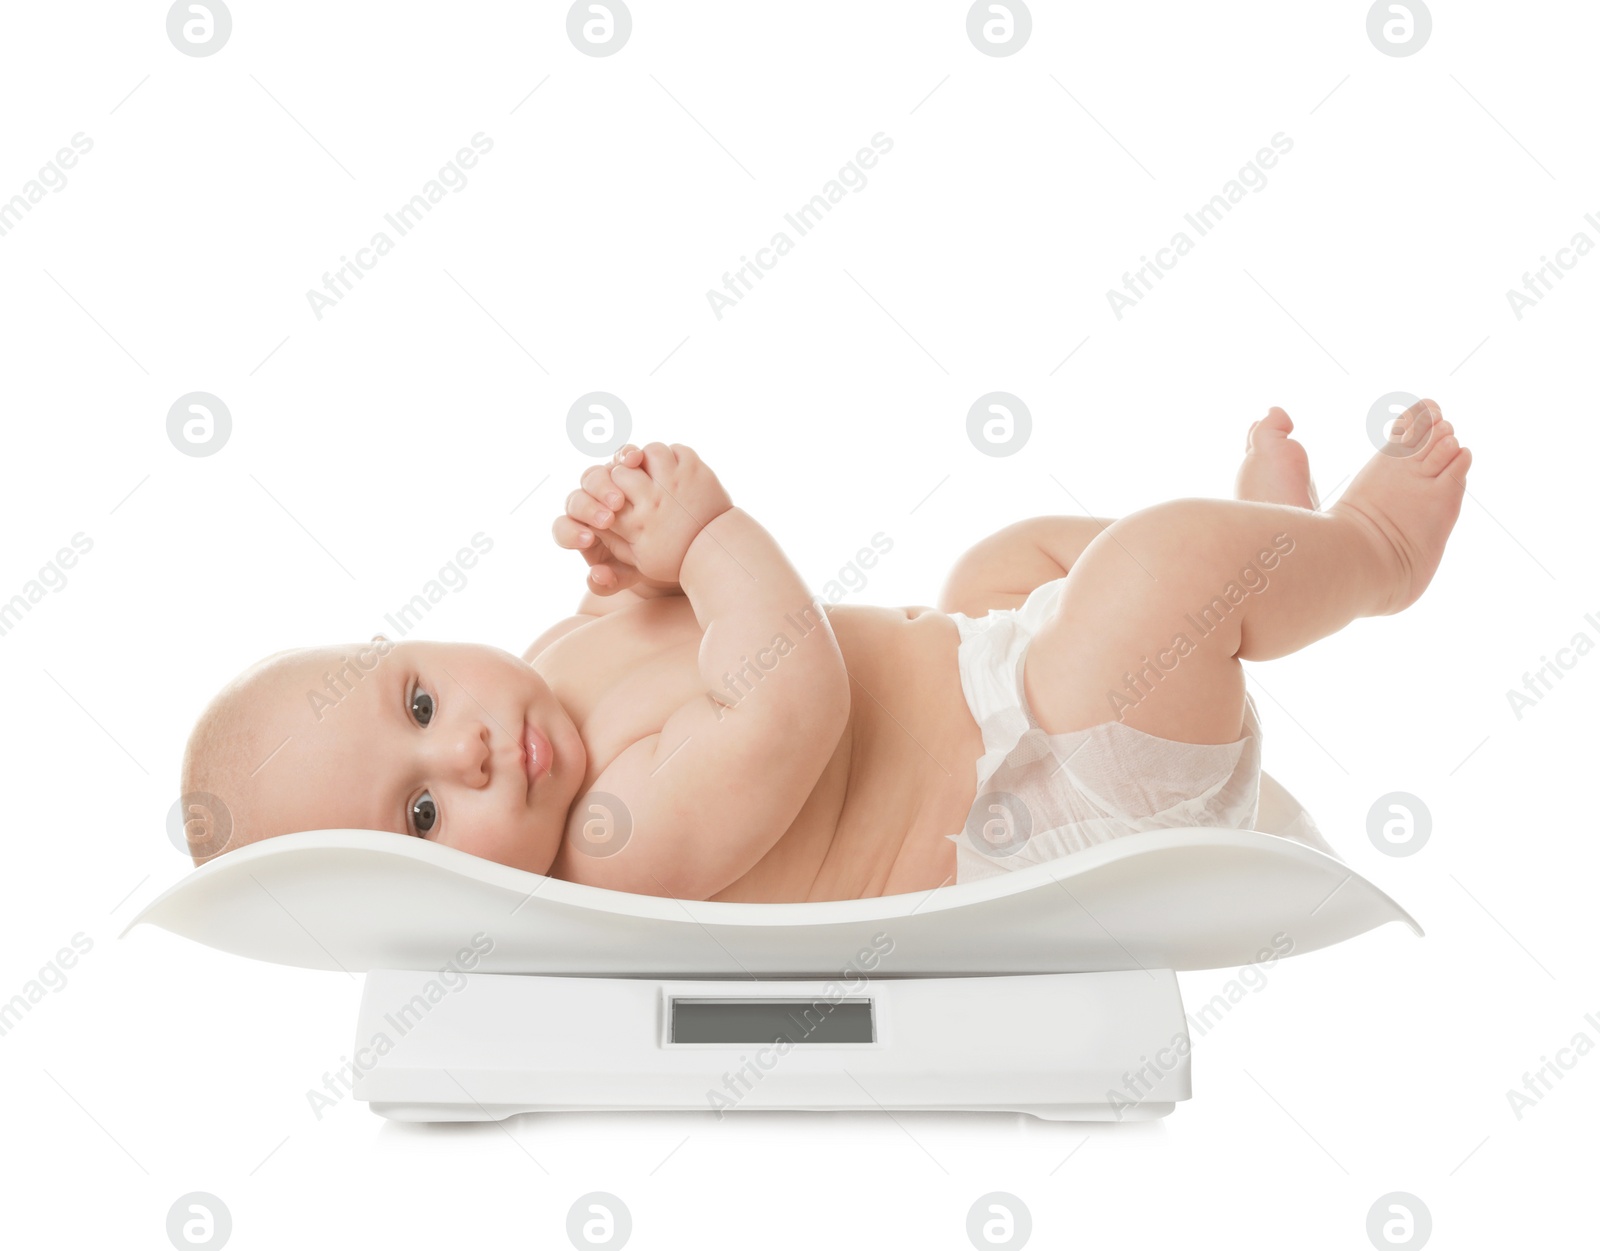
125,774,1417,1121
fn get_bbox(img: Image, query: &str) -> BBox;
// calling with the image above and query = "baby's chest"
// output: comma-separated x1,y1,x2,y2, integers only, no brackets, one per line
546,601,709,775
582,646,705,773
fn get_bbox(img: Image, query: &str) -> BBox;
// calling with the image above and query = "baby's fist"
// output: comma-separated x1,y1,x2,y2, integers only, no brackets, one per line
606,443,732,584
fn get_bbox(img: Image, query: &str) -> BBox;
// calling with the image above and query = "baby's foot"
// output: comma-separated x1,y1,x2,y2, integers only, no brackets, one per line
1329,398,1471,616
1235,408,1319,508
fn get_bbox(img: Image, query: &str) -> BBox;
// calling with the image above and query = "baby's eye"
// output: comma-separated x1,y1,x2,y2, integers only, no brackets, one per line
410,791,438,837
410,684,435,726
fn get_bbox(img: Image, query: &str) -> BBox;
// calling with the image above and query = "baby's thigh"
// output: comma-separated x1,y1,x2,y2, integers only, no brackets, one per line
1021,529,1247,746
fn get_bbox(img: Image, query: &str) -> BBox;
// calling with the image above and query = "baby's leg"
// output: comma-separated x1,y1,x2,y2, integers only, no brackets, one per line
1024,400,1470,744
941,407,1319,616
937,515,1112,615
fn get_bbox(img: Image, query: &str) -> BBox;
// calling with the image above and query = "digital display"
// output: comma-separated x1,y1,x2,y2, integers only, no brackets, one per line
670,998,875,1045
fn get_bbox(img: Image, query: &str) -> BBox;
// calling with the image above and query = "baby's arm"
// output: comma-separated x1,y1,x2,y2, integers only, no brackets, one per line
937,515,1116,615
572,444,850,900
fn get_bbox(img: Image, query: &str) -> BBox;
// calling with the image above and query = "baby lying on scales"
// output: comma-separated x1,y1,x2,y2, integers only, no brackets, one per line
179,403,1470,901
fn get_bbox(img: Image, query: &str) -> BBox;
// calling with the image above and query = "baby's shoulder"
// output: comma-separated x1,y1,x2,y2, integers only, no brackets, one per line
520,614,593,664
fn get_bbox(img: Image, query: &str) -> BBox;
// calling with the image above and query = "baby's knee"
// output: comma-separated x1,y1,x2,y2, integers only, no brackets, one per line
1102,498,1236,576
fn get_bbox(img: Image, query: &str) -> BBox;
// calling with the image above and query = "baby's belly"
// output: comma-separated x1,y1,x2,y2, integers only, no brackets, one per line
706,605,982,902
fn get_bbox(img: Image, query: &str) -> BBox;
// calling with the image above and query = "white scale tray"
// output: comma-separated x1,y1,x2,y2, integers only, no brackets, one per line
125,774,1419,1120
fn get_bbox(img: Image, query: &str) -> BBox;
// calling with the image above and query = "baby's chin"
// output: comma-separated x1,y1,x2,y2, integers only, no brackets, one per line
461,821,565,876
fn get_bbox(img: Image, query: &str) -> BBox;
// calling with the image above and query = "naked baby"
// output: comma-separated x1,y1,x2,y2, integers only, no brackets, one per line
178,400,1470,902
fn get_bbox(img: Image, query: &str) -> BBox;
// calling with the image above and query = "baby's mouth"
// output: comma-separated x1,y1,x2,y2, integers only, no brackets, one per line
522,721,554,793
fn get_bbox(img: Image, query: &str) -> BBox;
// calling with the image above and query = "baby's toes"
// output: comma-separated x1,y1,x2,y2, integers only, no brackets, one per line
1389,400,1444,455
1421,430,1466,477
1246,410,1286,452
1411,414,1453,465
1387,407,1419,446
1427,431,1458,466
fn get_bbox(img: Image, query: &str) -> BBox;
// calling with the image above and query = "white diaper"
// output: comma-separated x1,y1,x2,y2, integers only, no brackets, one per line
944,578,1334,883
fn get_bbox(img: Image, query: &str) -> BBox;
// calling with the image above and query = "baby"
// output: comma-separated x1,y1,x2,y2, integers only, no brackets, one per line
177,401,1470,902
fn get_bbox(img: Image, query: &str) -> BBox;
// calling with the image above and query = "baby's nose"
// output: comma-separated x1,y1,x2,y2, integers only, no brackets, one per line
424,725,492,784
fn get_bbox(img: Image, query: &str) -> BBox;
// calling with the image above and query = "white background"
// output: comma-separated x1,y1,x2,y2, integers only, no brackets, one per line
1,1,1594,1247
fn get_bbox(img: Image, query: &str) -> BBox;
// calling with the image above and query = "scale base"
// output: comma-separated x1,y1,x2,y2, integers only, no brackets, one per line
352,969,1192,1123
368,1100,1176,1123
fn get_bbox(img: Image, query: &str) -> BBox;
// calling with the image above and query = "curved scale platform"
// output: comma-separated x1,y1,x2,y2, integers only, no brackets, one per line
124,777,1418,977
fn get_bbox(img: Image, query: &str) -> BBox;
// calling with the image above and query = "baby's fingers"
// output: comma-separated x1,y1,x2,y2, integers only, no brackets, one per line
553,512,637,569
565,485,617,531
551,513,599,553
552,514,637,595
618,442,680,505
587,561,640,594
580,463,627,512
584,529,643,593
605,470,651,533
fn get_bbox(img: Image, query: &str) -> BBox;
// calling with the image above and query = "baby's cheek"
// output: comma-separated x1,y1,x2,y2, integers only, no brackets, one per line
460,811,543,872
473,819,521,863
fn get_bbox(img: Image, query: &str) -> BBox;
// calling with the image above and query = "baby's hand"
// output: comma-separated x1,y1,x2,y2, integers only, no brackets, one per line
607,443,733,585
553,446,676,596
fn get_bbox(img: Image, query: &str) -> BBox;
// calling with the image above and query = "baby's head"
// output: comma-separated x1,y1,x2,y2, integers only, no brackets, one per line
179,637,587,874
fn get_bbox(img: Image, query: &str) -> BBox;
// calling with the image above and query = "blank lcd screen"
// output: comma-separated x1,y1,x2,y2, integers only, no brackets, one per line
670,998,874,1045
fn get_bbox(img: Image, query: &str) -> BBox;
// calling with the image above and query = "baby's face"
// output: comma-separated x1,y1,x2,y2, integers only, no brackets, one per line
241,639,586,874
